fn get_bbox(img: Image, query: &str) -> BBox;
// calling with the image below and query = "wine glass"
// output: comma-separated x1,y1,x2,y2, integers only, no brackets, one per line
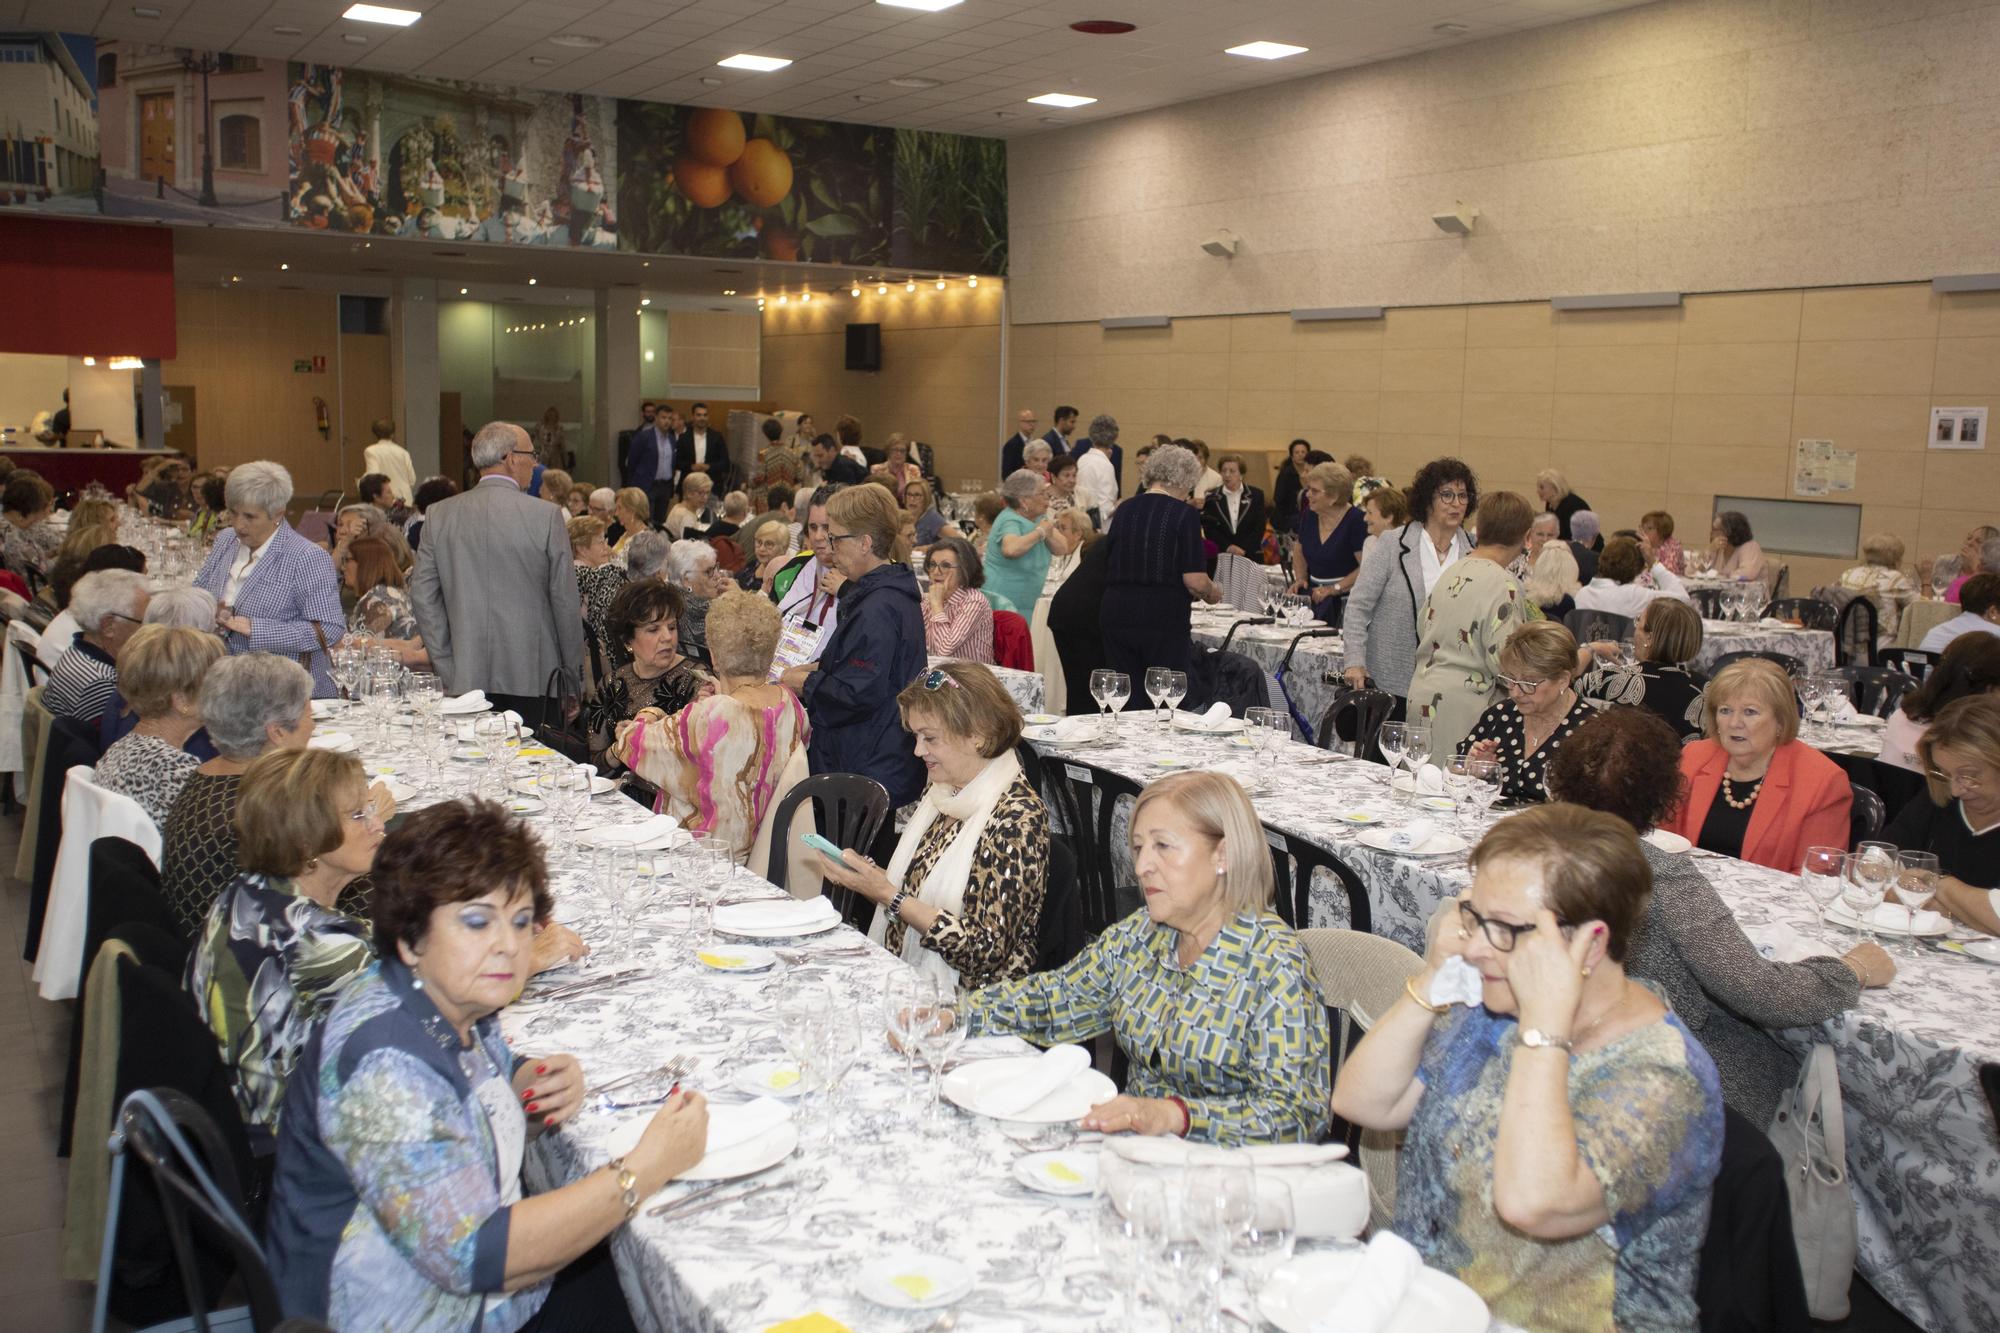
1463,756,1503,826
806,1002,861,1143
1231,1179,1296,1313
1089,669,1119,733
1145,666,1174,732
1840,850,1892,945
1377,721,1409,795
1182,1147,1257,1328
1164,670,1188,720
1798,845,1846,940
882,969,935,1108
1105,672,1131,728
914,999,965,1123
1894,850,1939,957
1095,1175,1167,1333
1402,723,1434,805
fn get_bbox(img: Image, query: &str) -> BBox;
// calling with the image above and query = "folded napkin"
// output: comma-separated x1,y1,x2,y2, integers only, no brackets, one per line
1050,715,1104,741
441,689,489,714
1312,1231,1421,1333
583,813,681,846
979,1043,1092,1118
1428,956,1484,1007
1199,701,1231,725
705,1096,791,1157
1413,762,1444,795
1384,819,1437,852
716,896,840,931
1830,900,1944,933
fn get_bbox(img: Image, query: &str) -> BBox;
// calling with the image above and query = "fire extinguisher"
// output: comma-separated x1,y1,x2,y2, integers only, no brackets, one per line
312,396,330,439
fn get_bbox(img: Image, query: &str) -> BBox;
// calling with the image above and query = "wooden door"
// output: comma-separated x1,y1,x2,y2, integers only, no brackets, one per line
338,331,393,496
139,93,175,181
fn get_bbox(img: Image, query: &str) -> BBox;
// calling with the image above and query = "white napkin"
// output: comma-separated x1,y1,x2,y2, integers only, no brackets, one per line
715,896,840,931
583,813,681,846
1199,701,1231,725
1428,956,1484,1006
705,1096,791,1156
1385,819,1437,852
1311,1231,1421,1333
1831,901,1945,932
1758,616,1796,630
1051,715,1103,741
1751,924,1812,964
980,1043,1092,1117
441,689,489,714
1413,762,1445,795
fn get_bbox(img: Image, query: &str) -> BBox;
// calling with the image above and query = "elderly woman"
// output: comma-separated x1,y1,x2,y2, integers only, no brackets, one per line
94,626,223,824
1074,415,1122,526
193,461,346,697
1332,804,1722,1331
1270,439,1315,532
145,585,220,630
1640,510,1684,576
970,490,1005,550
1523,522,1582,620
1709,510,1768,586
878,434,921,504
615,590,806,853
1099,445,1221,693
268,799,708,1332
1880,631,2000,771
1838,532,1917,642
1406,491,1537,758
1886,696,2000,933
1462,620,1598,803
1575,597,1710,739
1046,453,1080,517
739,522,792,594
610,486,651,556
1343,457,1477,702
817,663,1046,989
625,527,671,585
1943,526,2000,603
1359,483,1407,564
1569,509,1603,556
43,569,151,721
1202,453,1268,559
539,468,574,515
922,534,994,664
1574,534,1692,618
904,478,947,548
1663,658,1850,870
588,580,706,745
666,472,716,541
1547,709,1886,1121
960,771,1329,1142
189,475,229,544
161,655,319,936
1021,437,1055,481
569,515,627,659
984,468,1075,617
1289,460,1367,622
0,470,58,578
784,485,928,809
1536,468,1591,541
668,537,727,652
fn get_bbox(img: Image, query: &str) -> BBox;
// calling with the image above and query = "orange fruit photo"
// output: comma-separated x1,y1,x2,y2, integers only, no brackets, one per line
686,107,746,168
671,155,732,208
730,138,793,208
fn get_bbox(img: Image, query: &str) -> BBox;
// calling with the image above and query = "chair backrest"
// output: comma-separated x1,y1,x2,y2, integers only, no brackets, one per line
29,714,119,954
761,773,890,917
1829,665,1918,719
708,534,745,572
1034,837,1086,974
748,743,817,898
1849,782,1885,848
1317,686,1393,759
1696,1104,1811,1332
1296,927,1424,1231
1563,607,1635,645
1051,762,1140,938
1687,585,1725,620
6,618,44,687
1763,597,1839,632
1265,829,1371,935
39,764,163,1001
1212,553,1269,613
1709,649,1805,679
991,609,1034,670
1879,648,1939,683
1981,1063,2000,1136
1771,564,1790,599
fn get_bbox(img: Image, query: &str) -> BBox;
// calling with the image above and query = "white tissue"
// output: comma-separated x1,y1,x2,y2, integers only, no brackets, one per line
1429,956,1485,1007
1413,762,1445,795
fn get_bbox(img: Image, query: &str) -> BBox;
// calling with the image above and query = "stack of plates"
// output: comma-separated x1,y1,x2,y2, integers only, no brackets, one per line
711,897,842,939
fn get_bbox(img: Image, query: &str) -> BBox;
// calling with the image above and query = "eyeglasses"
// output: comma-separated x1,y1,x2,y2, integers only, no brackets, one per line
921,668,961,691
1496,673,1546,693
1459,901,1572,953
1927,767,1987,793
1435,488,1470,503
826,532,863,545
509,448,536,459
925,561,957,574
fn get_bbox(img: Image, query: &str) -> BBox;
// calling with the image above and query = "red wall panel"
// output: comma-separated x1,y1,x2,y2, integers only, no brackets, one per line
0,216,176,359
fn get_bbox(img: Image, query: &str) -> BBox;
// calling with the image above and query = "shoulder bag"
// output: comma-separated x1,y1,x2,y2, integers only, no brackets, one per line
1767,1042,1856,1320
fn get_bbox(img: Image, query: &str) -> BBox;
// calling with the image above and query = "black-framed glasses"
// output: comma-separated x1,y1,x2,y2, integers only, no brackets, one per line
1459,901,1572,953
105,611,144,628
509,448,537,459
826,532,863,545
1435,487,1471,503
925,560,958,574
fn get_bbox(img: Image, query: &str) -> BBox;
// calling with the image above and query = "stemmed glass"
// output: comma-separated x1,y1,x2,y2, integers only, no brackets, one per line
1164,670,1188,723
1262,709,1292,757
805,1003,861,1143
1089,669,1120,736
1894,851,1939,957
473,714,509,796
1104,671,1131,731
1182,1148,1257,1332
1462,756,1503,826
1377,721,1409,798
882,969,938,1111
1799,845,1846,942
1231,1179,1296,1318
1400,722,1433,806
1840,849,1893,945
1095,1174,1167,1333
549,764,593,856
914,998,965,1123
1145,667,1174,733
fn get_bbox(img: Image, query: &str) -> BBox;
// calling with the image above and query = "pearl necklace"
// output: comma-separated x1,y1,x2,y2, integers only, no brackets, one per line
1720,773,1765,810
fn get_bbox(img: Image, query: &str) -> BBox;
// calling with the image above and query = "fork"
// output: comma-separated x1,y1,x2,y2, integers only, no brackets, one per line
585,1053,696,1100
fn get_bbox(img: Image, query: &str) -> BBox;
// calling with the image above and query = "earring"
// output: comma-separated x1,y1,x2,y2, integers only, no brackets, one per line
303,857,319,873
1581,965,1593,978
411,972,424,991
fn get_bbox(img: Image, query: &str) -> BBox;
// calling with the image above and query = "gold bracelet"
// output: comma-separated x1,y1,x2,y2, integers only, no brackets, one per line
1403,975,1447,1015
609,1156,640,1221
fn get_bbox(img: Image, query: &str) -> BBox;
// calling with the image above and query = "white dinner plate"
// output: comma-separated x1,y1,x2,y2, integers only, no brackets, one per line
1172,713,1248,735
1414,795,1456,812
1257,1251,1488,1333
710,901,843,939
1833,714,1889,730
1355,827,1469,858
1825,900,1949,938
941,1057,1118,1124
1022,713,1060,727
854,1253,974,1310
1958,938,2000,965
604,1115,799,1183
694,944,777,974
515,773,617,796
1334,811,1384,827
383,781,418,805
307,731,355,753
440,697,493,715
502,795,545,816
732,1061,807,1099
309,698,351,717
1012,1149,1099,1197
1643,829,1692,855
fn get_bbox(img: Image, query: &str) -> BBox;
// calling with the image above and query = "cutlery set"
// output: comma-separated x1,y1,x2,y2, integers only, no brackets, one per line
585,1053,699,1101
522,965,651,1003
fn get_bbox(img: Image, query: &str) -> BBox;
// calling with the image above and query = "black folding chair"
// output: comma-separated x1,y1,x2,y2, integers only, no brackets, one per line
1830,595,1878,667
1709,649,1806,680
1218,617,1274,652
1980,1063,2000,1136
1035,839,1086,974
1688,586,1726,620
1771,564,1791,600
1264,828,1371,935
762,773,891,921
1050,763,1140,938
1849,783,1886,848
1828,665,1918,719
1317,686,1393,761
1763,597,1838,631
1564,607,1634,645
1879,648,1939,683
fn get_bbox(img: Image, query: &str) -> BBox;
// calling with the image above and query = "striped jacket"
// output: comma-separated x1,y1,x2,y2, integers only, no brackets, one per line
193,523,345,696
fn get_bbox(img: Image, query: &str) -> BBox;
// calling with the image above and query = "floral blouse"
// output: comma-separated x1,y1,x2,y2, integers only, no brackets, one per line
884,772,1048,990
1576,660,1708,739
1395,1004,1722,1332
961,909,1330,1144
1465,692,1599,803
615,690,808,857
586,658,705,752
1405,557,1526,759
94,731,201,826
349,583,418,640
1837,564,1918,642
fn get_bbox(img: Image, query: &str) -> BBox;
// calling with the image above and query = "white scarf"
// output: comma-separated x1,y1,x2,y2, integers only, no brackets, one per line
868,748,1023,988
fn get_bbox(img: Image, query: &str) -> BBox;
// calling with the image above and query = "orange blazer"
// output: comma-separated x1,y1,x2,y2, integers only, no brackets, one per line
1669,738,1853,873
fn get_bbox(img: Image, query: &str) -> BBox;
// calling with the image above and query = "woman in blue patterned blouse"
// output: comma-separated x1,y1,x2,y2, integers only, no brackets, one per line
268,799,709,1332
1332,804,1723,1332
958,770,1329,1144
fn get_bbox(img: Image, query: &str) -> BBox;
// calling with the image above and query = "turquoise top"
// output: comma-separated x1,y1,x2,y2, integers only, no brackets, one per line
984,508,1048,618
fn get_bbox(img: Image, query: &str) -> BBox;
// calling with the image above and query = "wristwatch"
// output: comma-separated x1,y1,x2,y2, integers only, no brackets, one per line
1515,1027,1574,1053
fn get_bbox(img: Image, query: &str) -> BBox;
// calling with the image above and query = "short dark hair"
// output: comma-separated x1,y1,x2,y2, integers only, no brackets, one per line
1716,510,1753,547
199,475,226,511
1407,457,1478,524
357,472,392,505
835,415,862,448
370,798,553,956
692,401,708,412
1051,453,1078,479
2,472,51,518
1900,630,2000,722
1598,535,1646,584
1545,707,1688,836
925,533,984,589
608,577,686,652
1054,405,1078,423
762,417,783,441
766,483,795,511
84,544,146,576
641,399,656,411
808,482,846,514
1961,573,2000,619
413,476,458,513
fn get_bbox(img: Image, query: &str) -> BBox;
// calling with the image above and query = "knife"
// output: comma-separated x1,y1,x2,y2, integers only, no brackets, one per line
647,1177,792,1221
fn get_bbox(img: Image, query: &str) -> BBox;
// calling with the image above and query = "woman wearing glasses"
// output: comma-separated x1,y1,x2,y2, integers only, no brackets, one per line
920,534,994,664
1461,621,1596,803
1405,490,1537,757
1342,457,1478,706
1332,805,1722,1331
1887,695,2000,934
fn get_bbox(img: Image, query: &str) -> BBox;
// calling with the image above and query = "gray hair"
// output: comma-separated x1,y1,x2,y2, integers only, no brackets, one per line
1022,439,1053,468
1530,511,1561,534
668,537,717,586
1570,510,1602,545
589,487,616,511
144,586,219,629
223,461,293,518
1001,469,1047,507
721,490,750,520
468,421,523,470
1141,444,1201,496
1087,414,1119,447
1981,532,2000,574
626,529,671,579
199,653,312,761
338,503,385,525
70,569,149,634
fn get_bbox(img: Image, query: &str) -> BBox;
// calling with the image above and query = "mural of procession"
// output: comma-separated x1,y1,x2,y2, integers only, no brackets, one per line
285,63,618,248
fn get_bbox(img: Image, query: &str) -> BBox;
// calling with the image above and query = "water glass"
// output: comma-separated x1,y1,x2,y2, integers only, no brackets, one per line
1105,671,1132,724
1798,845,1846,937
1164,670,1188,718
882,969,937,1106
1146,666,1174,732
1231,1179,1296,1309
1840,850,1892,944
1090,669,1120,729
914,1000,965,1122
1894,850,1940,956
1377,721,1409,793
1095,1176,1167,1333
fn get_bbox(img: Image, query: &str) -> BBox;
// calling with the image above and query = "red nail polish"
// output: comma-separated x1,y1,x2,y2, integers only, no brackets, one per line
537,1064,547,1074
521,1088,535,1100
527,1102,540,1113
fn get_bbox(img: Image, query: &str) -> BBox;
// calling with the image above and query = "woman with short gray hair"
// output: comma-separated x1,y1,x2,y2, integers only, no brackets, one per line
625,529,671,581
667,537,724,652
43,569,151,721
194,459,346,697
984,468,1075,616
1098,444,1220,700
1022,439,1054,476
161,653,331,935
145,585,221,630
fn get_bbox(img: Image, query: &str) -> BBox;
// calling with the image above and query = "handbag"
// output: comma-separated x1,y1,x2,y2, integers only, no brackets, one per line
1767,1042,1856,1320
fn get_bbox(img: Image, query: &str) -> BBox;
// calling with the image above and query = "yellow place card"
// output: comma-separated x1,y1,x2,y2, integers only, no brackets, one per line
765,1317,850,1333
697,951,746,969
890,1274,936,1301
1043,1161,1083,1184
519,746,557,758
766,1068,801,1090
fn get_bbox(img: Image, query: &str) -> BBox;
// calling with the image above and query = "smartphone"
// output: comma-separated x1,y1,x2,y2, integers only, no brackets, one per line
799,832,853,870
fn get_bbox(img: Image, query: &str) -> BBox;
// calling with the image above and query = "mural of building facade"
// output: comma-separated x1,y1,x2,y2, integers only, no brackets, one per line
97,40,289,223
0,33,98,205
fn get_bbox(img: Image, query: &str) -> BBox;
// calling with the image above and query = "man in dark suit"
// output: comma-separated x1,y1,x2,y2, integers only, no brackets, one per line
617,400,656,488
625,406,677,524
674,401,733,494
1000,407,1037,478
810,436,865,486
1041,405,1078,468
1200,455,1268,557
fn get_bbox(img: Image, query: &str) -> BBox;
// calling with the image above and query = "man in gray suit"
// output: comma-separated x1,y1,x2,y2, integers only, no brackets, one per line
411,421,584,716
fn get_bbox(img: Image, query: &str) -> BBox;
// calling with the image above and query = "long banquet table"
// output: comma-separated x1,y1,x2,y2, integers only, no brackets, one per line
1026,716,1997,1332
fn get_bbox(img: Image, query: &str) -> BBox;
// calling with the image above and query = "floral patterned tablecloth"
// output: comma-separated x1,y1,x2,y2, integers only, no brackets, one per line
1188,608,1346,733
933,654,1044,715
1028,721,1997,1332
1693,622,1836,675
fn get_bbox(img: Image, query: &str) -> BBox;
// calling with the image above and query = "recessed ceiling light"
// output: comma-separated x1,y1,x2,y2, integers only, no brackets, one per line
529,56,554,67
1226,41,1307,60
343,34,368,44
273,24,302,35
877,0,963,10
889,76,941,89
549,33,604,48
130,5,162,18
905,279,916,292
639,297,651,306
722,289,737,296
718,53,791,72
458,286,467,294
342,3,421,26
1028,93,1095,109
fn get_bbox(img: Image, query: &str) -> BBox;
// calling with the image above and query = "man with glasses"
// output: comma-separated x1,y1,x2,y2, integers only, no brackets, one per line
43,568,151,721
1000,407,1038,480
410,421,584,718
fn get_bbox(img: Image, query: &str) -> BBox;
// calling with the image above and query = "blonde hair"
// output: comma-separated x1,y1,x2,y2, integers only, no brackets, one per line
1639,598,1702,665
1524,541,1581,606
234,747,368,878
1917,695,2000,806
1860,532,1905,569
1304,462,1353,505
615,486,651,524
70,497,119,531
1130,771,1274,917
1536,467,1571,501
1499,620,1580,684
117,624,223,718
704,589,782,677
1702,658,1800,745
566,516,608,553
58,521,120,564
540,469,573,508
827,483,904,563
